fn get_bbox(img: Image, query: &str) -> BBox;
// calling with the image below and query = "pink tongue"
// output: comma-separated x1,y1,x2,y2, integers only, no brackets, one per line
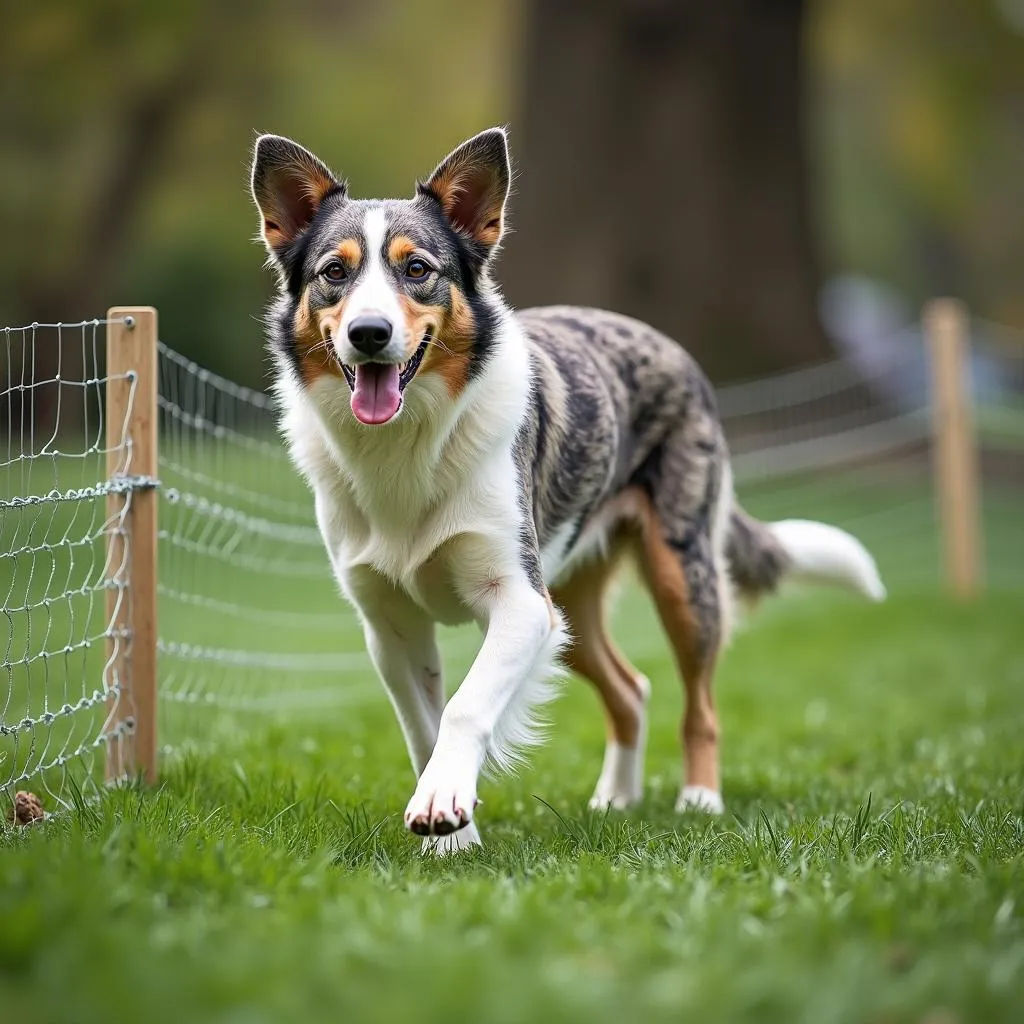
351,364,402,425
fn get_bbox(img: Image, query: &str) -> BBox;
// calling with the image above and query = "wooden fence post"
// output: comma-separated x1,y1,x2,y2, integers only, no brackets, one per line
924,298,983,599
105,307,159,783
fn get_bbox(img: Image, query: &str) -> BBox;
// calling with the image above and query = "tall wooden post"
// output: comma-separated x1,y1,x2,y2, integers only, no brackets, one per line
924,299,983,600
105,307,159,783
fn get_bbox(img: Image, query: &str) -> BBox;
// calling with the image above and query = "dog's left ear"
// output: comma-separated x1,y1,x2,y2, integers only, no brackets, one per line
419,128,511,258
250,134,344,265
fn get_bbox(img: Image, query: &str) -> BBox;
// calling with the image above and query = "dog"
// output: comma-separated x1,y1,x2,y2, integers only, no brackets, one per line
250,127,885,853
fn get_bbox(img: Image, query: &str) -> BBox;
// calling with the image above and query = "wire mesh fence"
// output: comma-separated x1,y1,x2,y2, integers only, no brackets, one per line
1,318,141,818
2,304,1022,820
725,309,1022,594
154,337,490,752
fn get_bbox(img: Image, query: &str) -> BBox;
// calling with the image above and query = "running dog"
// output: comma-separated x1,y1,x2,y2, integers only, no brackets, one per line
250,128,885,852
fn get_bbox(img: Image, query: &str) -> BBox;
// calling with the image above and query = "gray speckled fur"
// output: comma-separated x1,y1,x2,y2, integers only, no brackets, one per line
511,305,782,650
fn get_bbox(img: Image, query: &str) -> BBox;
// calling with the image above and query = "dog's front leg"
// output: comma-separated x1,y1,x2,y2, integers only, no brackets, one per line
343,566,443,776
348,567,490,854
404,540,567,838
316,497,444,772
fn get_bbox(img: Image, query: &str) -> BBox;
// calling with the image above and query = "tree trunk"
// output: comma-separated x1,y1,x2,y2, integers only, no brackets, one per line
501,0,831,383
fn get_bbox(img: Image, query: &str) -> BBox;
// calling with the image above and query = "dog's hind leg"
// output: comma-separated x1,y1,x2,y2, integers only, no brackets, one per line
634,432,732,815
552,546,650,810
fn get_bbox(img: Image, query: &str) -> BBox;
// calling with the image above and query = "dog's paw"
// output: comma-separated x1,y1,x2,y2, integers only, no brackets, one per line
588,741,644,810
588,787,640,812
422,821,483,855
675,785,725,815
404,767,478,836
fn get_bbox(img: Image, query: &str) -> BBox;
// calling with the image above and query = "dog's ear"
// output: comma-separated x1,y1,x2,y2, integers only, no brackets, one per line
250,134,344,264
418,128,510,258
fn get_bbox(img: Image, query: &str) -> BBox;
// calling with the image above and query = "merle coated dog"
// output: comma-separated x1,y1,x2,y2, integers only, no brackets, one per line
250,128,885,852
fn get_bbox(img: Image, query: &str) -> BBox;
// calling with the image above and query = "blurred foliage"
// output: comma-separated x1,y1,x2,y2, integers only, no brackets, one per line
810,0,1024,325
1,0,1023,387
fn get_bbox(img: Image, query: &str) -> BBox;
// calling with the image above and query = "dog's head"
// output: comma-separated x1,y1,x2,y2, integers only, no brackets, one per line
251,129,510,426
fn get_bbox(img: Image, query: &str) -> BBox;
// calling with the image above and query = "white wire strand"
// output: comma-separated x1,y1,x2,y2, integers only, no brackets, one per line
3,313,1022,813
1,318,138,811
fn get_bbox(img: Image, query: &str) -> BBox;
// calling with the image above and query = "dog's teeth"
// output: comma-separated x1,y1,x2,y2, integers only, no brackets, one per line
399,361,407,373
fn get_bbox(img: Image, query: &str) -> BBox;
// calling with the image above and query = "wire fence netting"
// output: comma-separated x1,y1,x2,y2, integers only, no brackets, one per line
2,312,1022,818
1,319,140,818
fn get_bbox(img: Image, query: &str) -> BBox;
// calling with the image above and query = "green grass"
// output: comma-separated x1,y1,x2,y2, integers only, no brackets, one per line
3,440,1024,1022
2,584,1023,1023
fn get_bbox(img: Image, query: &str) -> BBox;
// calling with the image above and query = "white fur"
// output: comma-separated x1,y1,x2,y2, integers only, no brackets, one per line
676,785,725,815
541,520,580,582
274,242,567,850
588,674,649,810
333,207,409,367
422,821,483,855
548,486,644,587
769,519,887,601
712,462,736,647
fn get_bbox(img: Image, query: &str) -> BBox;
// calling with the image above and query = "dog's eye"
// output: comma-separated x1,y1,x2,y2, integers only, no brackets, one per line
405,258,430,280
321,261,347,283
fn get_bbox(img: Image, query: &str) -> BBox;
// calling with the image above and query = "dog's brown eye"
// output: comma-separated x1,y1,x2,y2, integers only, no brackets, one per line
406,258,430,280
321,261,346,282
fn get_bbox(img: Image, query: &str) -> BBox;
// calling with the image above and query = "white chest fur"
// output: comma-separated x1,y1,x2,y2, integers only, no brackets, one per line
274,325,534,624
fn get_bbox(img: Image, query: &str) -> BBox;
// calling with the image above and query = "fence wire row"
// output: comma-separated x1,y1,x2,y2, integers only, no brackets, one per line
2,310,1022,818
1,319,141,817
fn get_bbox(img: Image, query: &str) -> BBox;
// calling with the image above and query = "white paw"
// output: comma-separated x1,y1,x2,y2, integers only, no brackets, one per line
676,785,725,815
404,763,478,837
588,738,645,811
422,821,483,855
588,785,641,811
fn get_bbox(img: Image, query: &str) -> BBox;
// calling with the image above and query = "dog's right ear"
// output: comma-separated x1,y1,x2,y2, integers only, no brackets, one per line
418,128,511,261
250,135,344,265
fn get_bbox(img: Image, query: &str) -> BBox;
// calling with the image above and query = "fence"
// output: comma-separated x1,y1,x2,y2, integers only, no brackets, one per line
2,303,1022,819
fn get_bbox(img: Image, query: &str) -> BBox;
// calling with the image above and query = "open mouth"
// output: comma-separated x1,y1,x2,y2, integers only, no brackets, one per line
339,335,430,426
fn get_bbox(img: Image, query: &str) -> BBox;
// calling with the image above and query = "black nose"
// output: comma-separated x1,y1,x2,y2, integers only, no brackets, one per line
347,315,393,355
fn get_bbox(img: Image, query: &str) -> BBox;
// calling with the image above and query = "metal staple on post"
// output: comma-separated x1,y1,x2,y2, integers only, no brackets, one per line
105,307,159,783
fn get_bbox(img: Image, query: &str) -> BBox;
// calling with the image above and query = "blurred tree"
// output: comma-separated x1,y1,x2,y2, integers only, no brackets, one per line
810,0,1024,328
3,0,1022,428
501,0,833,382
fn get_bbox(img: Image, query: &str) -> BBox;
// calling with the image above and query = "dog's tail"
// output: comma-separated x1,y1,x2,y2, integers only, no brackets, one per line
726,505,886,604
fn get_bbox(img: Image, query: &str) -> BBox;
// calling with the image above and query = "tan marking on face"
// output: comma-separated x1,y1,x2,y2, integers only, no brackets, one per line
388,236,417,265
293,289,344,386
397,293,443,354
391,292,444,398
418,284,476,398
336,239,361,266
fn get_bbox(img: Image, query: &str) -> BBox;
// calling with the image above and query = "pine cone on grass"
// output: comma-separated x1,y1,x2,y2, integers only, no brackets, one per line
8,790,45,826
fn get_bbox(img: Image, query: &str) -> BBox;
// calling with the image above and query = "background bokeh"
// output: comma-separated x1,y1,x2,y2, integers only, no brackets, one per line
4,0,1024,387
3,8,1024,1023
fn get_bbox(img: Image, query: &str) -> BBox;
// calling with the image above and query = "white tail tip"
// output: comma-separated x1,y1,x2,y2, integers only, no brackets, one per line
769,519,886,601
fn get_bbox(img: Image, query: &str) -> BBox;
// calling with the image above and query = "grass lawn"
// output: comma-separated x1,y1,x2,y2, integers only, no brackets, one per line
2,580,1023,1023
